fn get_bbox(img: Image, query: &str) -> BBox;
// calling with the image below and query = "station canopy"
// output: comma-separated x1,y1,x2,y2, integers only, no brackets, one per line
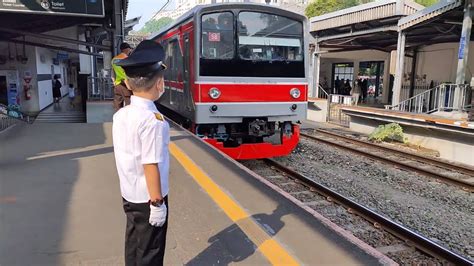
310,0,468,53
0,0,129,54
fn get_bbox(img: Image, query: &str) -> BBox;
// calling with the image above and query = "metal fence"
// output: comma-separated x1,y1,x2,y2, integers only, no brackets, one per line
389,84,472,114
327,94,355,127
399,81,442,102
87,77,114,101
0,114,17,132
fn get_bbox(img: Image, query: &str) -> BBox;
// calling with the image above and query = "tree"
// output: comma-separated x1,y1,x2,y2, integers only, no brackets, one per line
414,0,438,7
139,17,174,34
305,0,438,18
305,0,359,18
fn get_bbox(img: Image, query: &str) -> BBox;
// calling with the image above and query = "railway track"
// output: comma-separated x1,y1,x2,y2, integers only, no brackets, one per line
259,158,473,265
300,129,474,192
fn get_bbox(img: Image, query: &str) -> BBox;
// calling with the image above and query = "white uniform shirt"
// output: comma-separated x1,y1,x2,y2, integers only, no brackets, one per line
113,95,170,203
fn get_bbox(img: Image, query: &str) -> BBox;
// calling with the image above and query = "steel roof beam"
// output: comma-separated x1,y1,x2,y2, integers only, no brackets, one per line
0,27,110,51
4,38,103,57
317,26,398,42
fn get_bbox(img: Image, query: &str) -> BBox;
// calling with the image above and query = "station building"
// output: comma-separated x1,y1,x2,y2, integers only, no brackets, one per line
309,0,473,115
0,0,134,116
308,0,474,165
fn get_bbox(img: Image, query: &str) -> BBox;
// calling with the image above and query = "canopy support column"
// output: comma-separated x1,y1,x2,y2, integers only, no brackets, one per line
392,31,406,106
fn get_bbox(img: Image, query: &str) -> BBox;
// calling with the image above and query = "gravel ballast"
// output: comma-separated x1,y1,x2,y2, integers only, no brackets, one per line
272,138,474,261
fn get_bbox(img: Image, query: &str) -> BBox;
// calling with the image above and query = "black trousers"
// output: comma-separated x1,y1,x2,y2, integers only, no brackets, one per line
122,197,168,266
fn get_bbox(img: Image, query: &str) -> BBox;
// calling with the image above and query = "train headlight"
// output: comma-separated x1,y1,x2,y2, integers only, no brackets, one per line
209,87,221,99
290,88,301,99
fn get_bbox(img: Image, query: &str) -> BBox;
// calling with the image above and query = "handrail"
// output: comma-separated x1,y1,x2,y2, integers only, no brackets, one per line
318,84,329,98
386,84,472,114
87,77,114,101
0,103,35,124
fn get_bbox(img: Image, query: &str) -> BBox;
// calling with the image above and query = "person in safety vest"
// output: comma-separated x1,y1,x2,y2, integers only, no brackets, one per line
112,42,133,111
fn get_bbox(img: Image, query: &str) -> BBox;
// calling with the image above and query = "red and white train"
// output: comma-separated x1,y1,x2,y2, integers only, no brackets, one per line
152,3,308,160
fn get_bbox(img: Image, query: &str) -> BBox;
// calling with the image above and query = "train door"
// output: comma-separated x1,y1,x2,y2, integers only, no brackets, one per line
183,33,193,115
169,40,178,106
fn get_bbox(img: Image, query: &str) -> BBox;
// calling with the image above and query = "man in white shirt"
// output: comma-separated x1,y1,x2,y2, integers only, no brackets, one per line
113,40,169,266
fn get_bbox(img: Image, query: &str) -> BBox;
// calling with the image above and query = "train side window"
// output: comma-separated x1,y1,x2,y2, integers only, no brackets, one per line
201,12,234,60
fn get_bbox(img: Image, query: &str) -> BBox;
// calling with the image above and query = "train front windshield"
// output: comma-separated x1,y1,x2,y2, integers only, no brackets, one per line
200,11,305,78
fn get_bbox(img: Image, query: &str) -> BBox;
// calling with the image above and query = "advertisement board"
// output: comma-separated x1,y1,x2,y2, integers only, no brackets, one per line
0,0,104,17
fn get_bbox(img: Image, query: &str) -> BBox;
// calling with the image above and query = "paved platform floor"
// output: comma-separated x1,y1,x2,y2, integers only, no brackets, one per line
0,122,394,265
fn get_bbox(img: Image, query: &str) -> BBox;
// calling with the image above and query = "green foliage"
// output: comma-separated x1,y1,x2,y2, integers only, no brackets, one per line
305,0,360,17
305,0,438,17
139,17,174,34
368,123,407,143
414,0,438,6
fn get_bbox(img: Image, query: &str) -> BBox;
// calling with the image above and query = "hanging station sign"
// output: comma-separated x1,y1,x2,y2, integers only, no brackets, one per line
0,0,104,17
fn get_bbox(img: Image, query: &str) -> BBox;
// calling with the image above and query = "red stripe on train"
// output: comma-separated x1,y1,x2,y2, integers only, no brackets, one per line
198,83,307,102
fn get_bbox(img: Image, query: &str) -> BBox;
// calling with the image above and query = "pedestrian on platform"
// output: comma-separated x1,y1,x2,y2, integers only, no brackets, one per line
361,78,368,102
52,74,62,103
343,79,352,95
334,76,341,94
113,40,169,266
112,42,133,111
351,79,361,105
68,84,76,109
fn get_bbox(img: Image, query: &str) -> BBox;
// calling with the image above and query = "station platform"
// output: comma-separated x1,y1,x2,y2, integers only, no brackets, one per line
0,121,395,265
341,106,474,166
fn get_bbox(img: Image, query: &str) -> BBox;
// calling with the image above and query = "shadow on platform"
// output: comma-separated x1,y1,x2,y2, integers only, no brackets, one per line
0,123,117,265
186,204,289,265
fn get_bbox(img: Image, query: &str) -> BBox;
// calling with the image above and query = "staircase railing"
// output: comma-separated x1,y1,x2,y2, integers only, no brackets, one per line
317,85,329,99
386,84,472,114
0,103,35,131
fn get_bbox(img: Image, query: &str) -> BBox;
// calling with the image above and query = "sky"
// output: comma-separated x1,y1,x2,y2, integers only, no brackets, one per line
127,0,176,31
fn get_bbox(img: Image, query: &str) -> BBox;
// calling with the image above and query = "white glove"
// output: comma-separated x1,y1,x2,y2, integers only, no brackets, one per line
149,203,167,227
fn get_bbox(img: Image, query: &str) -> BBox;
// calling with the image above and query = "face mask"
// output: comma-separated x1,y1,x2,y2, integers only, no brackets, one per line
156,80,165,100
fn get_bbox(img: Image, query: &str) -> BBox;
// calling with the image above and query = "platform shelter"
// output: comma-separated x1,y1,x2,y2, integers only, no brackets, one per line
309,0,473,120
0,0,134,120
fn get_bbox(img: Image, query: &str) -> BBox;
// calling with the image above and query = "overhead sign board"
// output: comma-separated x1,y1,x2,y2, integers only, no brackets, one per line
0,0,104,17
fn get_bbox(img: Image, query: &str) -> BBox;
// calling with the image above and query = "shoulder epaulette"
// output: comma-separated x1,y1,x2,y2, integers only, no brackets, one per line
154,113,163,121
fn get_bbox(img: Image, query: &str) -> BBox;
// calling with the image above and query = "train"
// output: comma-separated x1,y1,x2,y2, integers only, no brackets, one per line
152,3,308,160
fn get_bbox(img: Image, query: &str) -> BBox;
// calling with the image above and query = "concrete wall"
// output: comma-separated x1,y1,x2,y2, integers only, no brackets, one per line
349,117,474,166
307,99,328,123
35,47,68,110
415,42,474,84
0,42,39,113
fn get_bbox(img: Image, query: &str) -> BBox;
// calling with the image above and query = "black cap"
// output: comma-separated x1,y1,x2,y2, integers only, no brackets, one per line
116,40,167,77
119,42,131,50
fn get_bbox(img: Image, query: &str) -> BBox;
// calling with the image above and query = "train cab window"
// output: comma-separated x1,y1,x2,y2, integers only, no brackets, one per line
201,12,234,60
237,12,303,62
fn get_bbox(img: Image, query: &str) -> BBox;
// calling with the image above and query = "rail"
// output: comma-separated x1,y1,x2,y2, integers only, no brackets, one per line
387,84,472,113
87,77,114,101
263,158,473,265
300,130,474,192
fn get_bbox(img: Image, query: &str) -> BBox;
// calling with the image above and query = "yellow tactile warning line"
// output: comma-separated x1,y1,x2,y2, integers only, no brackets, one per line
169,142,300,266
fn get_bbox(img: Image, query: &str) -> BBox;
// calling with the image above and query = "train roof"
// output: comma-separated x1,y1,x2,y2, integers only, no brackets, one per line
150,3,307,40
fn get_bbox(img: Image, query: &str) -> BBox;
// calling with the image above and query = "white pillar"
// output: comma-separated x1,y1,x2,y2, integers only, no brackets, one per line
314,53,321,98
392,31,406,106
454,0,473,110
382,56,391,104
